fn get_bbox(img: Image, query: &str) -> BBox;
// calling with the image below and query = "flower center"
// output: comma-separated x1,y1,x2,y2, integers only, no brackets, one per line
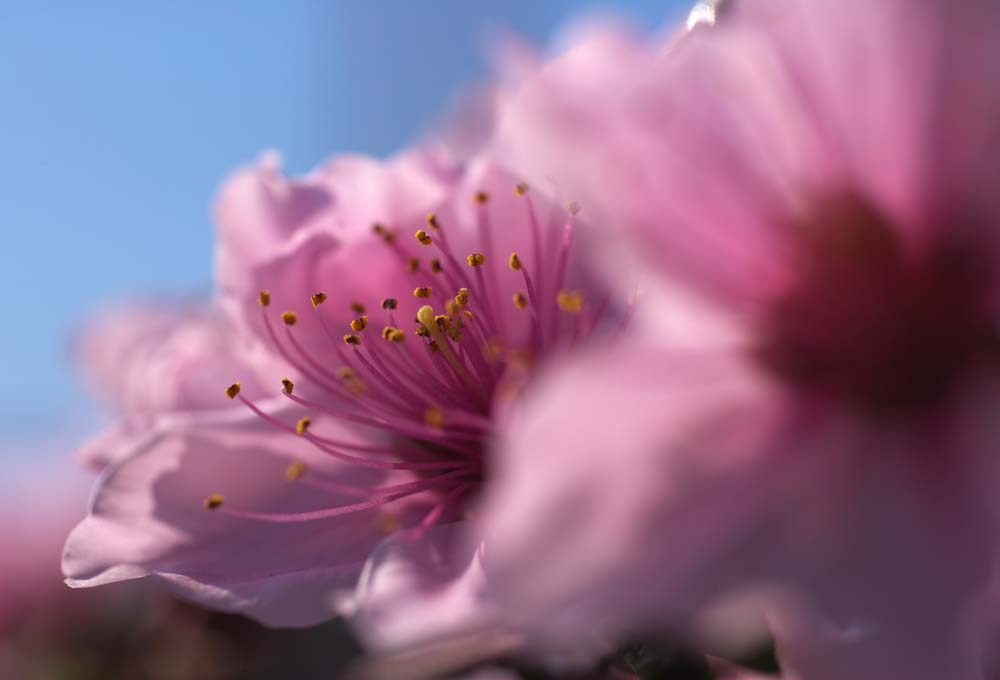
756,194,998,416
207,184,628,534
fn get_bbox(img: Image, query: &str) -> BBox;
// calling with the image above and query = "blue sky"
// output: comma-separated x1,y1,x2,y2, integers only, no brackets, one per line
0,1,687,457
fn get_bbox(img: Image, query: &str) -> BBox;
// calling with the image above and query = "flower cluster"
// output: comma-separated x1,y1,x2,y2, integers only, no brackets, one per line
64,0,1000,678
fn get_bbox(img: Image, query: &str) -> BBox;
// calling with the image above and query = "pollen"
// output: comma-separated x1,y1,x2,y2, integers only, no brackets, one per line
467,253,485,267
430,258,443,273
434,314,451,330
557,289,584,314
343,333,362,346
407,257,420,273
281,378,294,395
350,316,368,332
455,288,470,306
310,292,327,308
281,311,298,326
204,494,224,510
514,181,530,197
513,291,528,309
295,417,311,435
426,212,440,230
474,191,489,204
424,406,445,428
413,286,432,299
414,326,430,337
509,252,522,271
258,290,271,307
414,229,433,246
285,460,308,481
224,382,241,400
381,298,398,310
350,301,366,314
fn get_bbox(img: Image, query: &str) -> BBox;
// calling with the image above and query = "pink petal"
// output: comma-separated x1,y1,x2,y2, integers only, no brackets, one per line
63,411,432,627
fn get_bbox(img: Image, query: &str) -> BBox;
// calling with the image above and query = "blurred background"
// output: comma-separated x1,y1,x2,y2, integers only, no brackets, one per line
0,1,685,678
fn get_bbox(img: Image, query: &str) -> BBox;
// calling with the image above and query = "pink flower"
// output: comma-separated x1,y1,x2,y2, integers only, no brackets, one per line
477,0,1000,677
64,133,627,642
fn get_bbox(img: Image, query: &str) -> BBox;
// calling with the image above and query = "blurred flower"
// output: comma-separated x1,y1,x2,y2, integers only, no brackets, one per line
479,0,1000,678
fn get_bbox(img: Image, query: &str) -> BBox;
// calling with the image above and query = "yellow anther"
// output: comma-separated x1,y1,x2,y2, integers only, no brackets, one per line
509,252,522,270
351,301,366,314
343,333,361,346
434,314,451,330
381,298,398,310
381,326,405,342
424,406,445,428
413,286,432,299
281,378,294,395
474,191,489,204
463,309,474,320
513,291,528,309
514,181,530,196
455,288,470,306
430,258,443,273
567,201,581,215
350,316,368,332
281,311,298,326
336,367,355,380
466,253,485,267
204,494,224,510
296,417,311,435
426,212,440,230
258,290,271,307
414,229,433,246
285,460,308,482
406,257,420,273
414,326,430,337
224,382,241,400
445,300,459,316
557,289,585,314
375,512,402,536
310,292,327,308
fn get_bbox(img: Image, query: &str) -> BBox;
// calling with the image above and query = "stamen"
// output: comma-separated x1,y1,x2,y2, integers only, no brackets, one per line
350,316,369,332
513,291,528,309
557,290,585,314
343,333,362,346
414,229,433,246
371,223,396,244
296,417,311,435
426,212,440,230
455,288,470,306
281,311,298,326
351,302,366,314
417,305,486,398
258,290,271,307
467,253,485,267
310,292,328,308
204,494,224,510
381,298,398,310
514,182,529,197
430,258,443,273
285,460,308,481
406,257,420,273
281,378,294,395
474,191,489,205
413,286,432,299
424,406,445,428
509,253,522,270
224,382,241,400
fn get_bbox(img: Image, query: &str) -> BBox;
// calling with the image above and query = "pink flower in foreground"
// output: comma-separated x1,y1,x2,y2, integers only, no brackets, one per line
64,131,627,646
478,0,1000,678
